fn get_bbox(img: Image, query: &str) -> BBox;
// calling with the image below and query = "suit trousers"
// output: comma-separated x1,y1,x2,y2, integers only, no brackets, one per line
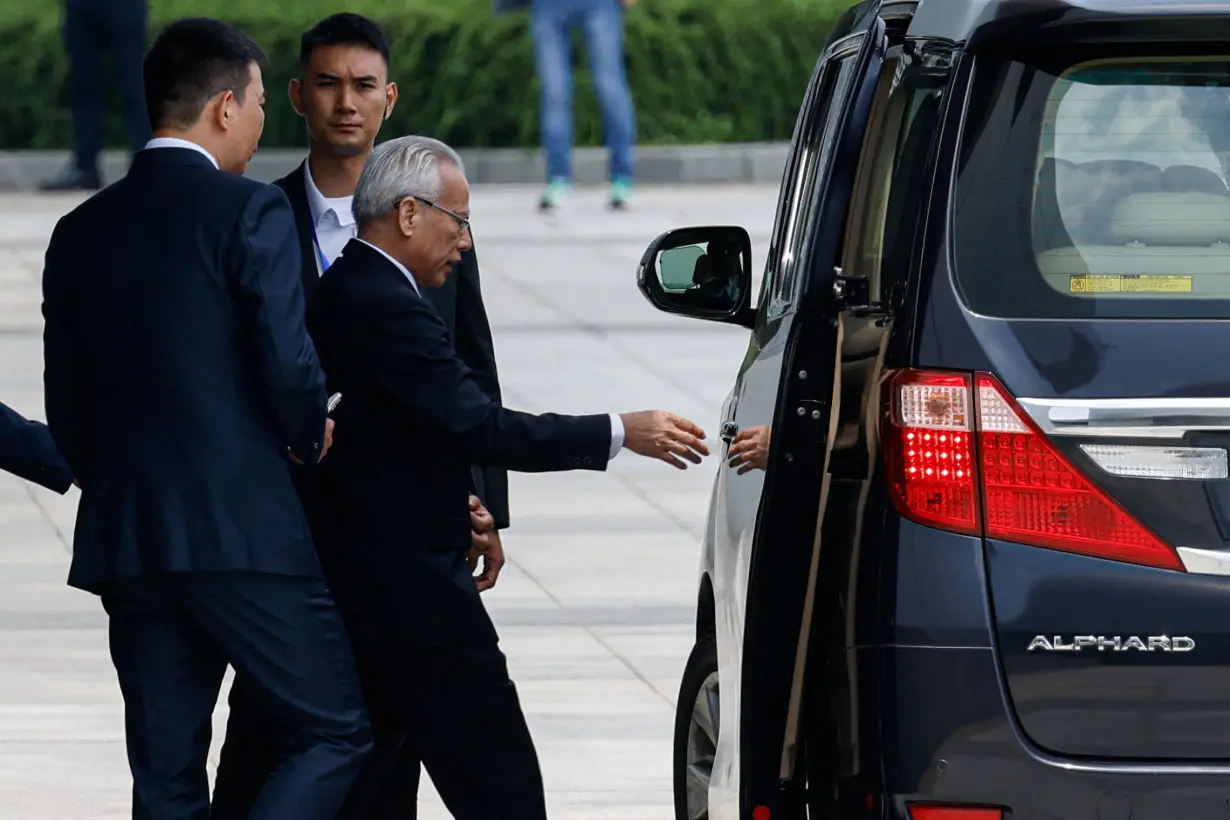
214,641,547,820
63,0,151,169
100,571,372,820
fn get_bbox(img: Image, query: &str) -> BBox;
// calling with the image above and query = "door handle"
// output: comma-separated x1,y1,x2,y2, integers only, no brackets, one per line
720,421,739,444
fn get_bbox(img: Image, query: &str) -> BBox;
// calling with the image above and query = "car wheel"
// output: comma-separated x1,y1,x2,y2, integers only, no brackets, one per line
673,636,719,820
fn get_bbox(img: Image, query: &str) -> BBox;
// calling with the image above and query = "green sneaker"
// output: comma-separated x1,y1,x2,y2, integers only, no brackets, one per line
538,179,570,212
609,177,632,210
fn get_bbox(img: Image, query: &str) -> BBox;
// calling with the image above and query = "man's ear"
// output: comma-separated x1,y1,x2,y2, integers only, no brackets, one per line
214,90,235,131
384,82,399,121
288,79,305,117
398,197,419,237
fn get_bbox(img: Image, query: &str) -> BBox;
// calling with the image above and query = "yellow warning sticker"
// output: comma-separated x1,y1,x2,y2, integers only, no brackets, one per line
1069,275,1193,294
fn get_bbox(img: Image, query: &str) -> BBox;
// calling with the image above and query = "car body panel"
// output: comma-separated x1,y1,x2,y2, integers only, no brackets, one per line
664,0,1230,816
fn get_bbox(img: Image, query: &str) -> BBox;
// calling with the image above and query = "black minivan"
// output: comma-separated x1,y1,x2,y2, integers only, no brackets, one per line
635,1,1230,818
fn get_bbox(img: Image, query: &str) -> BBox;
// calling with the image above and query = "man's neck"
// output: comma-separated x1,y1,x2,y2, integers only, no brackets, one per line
357,228,390,255
149,128,223,169
307,146,370,198
357,228,406,267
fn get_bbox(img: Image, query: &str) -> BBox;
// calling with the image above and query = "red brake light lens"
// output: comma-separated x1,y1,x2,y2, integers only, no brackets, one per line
908,807,1003,820
886,369,1183,572
886,370,978,535
974,374,1181,571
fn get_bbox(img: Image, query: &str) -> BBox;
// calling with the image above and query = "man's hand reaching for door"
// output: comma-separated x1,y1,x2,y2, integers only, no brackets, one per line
727,424,771,474
619,411,710,469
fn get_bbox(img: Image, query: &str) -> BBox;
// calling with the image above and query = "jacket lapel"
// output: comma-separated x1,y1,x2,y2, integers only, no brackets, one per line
273,162,321,300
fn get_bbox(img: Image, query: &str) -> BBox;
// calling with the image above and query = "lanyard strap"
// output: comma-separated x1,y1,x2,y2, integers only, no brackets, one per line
315,237,330,274
312,215,358,274
311,220,331,274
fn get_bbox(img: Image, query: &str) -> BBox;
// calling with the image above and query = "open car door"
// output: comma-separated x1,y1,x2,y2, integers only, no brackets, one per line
737,11,888,819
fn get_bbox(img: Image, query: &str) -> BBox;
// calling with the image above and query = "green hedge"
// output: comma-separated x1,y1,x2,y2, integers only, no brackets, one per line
0,0,849,150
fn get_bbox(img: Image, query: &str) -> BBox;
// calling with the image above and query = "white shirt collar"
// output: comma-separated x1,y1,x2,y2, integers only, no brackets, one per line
143,137,219,169
356,239,420,295
304,161,356,228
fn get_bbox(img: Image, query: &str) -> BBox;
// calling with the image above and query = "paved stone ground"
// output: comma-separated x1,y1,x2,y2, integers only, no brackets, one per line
0,183,780,819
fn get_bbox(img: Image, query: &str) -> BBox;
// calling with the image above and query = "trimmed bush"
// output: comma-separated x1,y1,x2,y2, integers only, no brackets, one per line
0,0,848,150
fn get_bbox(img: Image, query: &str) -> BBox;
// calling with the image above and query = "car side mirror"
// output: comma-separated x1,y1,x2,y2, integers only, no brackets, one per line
636,226,755,328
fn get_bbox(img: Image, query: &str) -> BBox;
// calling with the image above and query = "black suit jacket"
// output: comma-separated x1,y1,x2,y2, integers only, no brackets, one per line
42,147,330,592
0,402,73,494
274,162,510,528
301,240,609,654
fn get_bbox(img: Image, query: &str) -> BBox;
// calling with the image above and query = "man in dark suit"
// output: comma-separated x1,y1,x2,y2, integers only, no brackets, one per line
41,0,151,190
210,15,511,818
40,18,371,818
269,12,511,545
0,401,73,494
301,134,709,818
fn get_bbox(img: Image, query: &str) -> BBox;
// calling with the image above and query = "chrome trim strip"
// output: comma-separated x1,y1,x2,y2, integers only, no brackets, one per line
1017,397,1230,439
1177,547,1230,577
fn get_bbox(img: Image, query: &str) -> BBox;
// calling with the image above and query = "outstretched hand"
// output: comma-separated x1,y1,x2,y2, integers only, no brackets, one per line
619,410,710,469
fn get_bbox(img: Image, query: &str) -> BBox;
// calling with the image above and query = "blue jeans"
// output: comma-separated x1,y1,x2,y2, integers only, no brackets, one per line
531,0,636,182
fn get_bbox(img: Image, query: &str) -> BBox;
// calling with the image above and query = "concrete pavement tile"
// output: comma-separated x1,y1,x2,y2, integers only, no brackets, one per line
0,266,35,285
463,560,559,606
0,477,34,503
0,704,124,740
481,602,694,629
496,475,660,519
586,625,697,705
505,533,701,608
497,626,633,681
414,801,672,820
516,678,668,716
26,487,81,545
0,498,46,526
535,737,673,795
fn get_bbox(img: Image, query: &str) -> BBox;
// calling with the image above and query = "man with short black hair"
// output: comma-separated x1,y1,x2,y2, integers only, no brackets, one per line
41,17,371,818
211,15,512,818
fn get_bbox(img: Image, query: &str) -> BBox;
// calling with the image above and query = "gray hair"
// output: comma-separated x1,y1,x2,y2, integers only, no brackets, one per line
353,136,466,229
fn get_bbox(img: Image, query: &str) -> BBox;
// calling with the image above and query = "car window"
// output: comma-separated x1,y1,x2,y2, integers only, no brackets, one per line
840,57,946,302
759,52,861,322
954,54,1230,319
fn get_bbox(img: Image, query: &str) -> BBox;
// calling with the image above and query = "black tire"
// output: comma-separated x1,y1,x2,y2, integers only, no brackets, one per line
673,635,719,820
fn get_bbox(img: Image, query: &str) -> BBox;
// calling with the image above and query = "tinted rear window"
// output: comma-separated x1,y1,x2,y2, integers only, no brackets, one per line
953,50,1230,319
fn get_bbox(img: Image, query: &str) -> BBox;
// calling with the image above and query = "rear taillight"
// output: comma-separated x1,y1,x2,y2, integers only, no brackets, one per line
908,807,1003,820
886,370,979,535
886,369,1183,571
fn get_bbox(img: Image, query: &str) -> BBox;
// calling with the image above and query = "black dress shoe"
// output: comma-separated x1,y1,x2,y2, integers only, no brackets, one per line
39,165,102,191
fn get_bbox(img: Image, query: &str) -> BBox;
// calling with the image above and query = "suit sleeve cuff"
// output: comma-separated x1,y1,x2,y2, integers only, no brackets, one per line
608,413,624,461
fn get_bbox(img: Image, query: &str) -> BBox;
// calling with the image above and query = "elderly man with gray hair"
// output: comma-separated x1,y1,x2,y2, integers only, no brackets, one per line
286,134,711,818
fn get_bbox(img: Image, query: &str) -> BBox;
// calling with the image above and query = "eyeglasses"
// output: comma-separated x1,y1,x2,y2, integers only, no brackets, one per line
398,196,471,237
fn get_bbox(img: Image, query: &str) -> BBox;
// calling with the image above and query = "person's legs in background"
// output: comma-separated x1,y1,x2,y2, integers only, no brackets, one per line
42,0,149,192
110,0,151,156
531,0,576,212
43,0,105,191
579,0,636,209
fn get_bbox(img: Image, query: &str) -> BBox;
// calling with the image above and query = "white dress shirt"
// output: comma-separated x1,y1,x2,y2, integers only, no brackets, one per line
143,137,219,169
305,161,357,274
352,240,624,459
